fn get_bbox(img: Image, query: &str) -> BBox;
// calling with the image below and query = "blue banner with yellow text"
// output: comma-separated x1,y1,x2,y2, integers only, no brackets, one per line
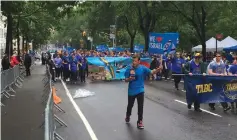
184,75,237,104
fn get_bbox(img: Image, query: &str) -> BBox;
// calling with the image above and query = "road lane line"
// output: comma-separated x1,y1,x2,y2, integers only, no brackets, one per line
61,79,98,140
174,99,222,118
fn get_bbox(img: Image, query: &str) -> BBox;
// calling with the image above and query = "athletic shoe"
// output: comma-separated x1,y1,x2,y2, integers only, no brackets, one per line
224,106,231,112
195,108,202,112
137,120,144,129
125,117,130,123
187,104,192,109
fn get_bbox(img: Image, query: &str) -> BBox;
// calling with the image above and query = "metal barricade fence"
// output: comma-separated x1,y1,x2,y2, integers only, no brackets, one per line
1,65,24,106
43,64,67,140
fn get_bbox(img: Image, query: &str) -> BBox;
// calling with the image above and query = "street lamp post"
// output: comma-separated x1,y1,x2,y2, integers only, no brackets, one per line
216,34,223,53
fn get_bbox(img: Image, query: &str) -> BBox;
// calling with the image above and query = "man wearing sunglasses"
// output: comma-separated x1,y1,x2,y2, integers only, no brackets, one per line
207,52,231,111
184,53,205,112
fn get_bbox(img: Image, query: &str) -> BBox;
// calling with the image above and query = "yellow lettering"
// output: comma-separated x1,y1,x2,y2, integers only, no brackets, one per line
226,83,237,91
196,83,212,93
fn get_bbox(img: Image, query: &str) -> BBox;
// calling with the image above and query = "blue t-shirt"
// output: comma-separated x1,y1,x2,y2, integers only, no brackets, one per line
229,65,237,74
165,58,172,70
70,58,78,72
54,57,62,68
125,65,151,96
189,60,201,74
171,58,185,73
62,55,70,69
76,54,82,63
209,61,226,74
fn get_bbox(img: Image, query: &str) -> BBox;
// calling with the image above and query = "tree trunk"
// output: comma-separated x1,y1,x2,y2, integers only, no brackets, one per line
22,36,25,52
5,14,13,56
17,18,20,55
26,36,28,52
130,35,135,52
144,31,149,52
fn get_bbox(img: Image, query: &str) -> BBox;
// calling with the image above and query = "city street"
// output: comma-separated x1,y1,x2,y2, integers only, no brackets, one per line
54,73,237,140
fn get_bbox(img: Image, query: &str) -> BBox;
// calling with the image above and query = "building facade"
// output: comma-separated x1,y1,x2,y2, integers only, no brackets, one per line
0,12,7,57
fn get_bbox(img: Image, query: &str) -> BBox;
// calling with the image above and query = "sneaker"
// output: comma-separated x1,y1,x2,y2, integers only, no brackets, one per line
223,106,231,112
125,117,130,123
195,108,202,112
137,120,144,129
187,104,192,109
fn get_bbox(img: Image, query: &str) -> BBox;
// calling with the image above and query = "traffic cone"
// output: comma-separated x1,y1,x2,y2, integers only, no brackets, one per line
52,86,62,104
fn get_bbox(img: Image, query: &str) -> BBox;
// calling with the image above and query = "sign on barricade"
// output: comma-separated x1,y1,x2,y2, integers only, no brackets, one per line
184,75,237,104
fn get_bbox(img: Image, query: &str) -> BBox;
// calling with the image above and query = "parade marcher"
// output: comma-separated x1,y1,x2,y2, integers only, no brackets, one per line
171,52,185,90
24,51,32,76
79,57,87,83
53,50,58,59
47,55,56,82
184,53,206,112
124,56,161,129
54,54,62,80
207,52,231,111
227,59,237,111
69,54,78,83
62,51,70,81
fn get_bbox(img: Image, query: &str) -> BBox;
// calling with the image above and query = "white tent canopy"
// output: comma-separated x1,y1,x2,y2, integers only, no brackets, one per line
192,37,222,52
219,36,237,48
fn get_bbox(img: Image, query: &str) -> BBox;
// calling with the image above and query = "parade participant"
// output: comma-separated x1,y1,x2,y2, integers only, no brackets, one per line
124,56,161,129
47,55,56,82
79,57,87,83
207,52,231,111
69,54,78,83
54,54,62,79
227,59,237,111
184,53,206,112
62,51,70,81
150,56,160,80
171,52,185,90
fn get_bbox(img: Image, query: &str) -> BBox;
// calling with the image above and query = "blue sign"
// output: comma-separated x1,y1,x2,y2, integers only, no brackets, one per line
184,75,237,104
148,33,179,54
134,44,144,53
96,45,109,52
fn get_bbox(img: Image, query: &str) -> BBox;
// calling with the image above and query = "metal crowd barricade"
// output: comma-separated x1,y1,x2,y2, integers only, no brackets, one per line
1,65,24,106
43,64,67,140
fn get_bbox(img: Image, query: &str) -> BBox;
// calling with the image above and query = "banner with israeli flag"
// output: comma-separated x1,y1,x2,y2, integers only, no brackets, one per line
148,33,179,55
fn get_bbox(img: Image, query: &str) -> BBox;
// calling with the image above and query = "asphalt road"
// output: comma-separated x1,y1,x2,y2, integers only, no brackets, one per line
57,78,237,140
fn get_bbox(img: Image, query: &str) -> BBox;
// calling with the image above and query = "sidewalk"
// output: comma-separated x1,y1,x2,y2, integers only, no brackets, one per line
1,64,45,140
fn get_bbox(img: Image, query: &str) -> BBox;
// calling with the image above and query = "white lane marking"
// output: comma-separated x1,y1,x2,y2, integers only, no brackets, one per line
61,79,98,140
174,99,222,118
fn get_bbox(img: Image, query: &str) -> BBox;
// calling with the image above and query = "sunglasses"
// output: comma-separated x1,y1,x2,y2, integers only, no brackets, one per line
216,56,221,57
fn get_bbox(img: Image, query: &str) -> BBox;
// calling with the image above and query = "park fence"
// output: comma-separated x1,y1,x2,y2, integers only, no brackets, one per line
42,64,67,140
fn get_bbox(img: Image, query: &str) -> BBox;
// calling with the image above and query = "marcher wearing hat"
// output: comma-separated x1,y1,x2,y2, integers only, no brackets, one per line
184,53,206,112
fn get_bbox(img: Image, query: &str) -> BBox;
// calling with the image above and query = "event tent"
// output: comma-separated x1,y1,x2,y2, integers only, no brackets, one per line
223,45,237,52
192,37,222,52
219,36,237,48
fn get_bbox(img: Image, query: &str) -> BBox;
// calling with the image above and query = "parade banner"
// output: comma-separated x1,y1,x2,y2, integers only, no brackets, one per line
148,33,179,54
184,75,237,104
86,57,151,80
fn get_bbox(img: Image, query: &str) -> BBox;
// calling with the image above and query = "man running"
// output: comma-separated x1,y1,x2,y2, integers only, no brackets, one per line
124,56,161,129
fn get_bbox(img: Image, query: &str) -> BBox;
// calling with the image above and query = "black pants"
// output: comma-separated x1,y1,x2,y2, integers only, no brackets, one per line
80,69,86,82
25,65,31,76
189,100,200,110
50,69,55,81
231,102,237,108
71,71,77,81
172,72,182,89
209,102,229,108
55,67,61,78
163,69,169,80
126,93,144,121
63,69,70,80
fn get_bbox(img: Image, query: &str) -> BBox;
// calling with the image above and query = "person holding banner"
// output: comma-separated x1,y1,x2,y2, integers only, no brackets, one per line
171,52,185,90
62,51,70,82
207,52,231,111
184,53,206,112
228,59,237,111
124,56,161,129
